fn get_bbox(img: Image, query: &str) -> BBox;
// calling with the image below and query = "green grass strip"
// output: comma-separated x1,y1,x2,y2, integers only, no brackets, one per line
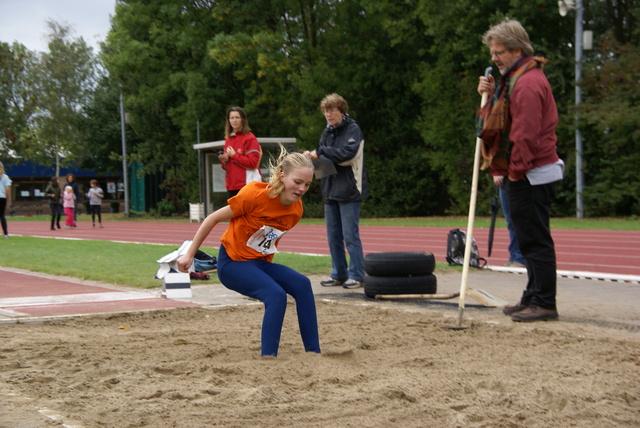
1,236,336,289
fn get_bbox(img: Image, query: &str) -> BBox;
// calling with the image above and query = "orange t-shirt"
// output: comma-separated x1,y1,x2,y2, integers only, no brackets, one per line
220,181,303,262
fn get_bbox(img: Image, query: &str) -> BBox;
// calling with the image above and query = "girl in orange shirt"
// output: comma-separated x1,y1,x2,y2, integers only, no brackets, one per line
177,147,319,357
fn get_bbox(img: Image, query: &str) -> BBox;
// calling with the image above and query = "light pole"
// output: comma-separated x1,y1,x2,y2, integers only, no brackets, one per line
197,120,203,205
119,92,130,217
559,0,585,218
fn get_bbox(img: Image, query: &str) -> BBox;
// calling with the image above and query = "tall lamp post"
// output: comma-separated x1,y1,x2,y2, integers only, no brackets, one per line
119,92,130,217
559,0,589,219
197,120,203,205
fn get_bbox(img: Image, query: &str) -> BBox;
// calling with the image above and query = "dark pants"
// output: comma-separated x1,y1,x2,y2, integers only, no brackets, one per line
48,202,62,228
507,178,558,310
90,204,102,224
0,198,7,235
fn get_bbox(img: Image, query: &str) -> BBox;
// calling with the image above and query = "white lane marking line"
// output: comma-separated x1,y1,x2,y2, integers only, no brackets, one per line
0,291,159,307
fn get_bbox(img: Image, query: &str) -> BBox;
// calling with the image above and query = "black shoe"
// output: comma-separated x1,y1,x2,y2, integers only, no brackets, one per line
502,303,528,315
320,278,345,287
343,280,363,289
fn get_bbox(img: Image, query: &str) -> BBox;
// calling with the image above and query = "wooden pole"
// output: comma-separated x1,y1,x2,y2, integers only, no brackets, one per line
454,66,493,328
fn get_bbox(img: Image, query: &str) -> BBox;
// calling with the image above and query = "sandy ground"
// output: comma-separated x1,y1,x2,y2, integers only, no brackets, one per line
1,279,639,428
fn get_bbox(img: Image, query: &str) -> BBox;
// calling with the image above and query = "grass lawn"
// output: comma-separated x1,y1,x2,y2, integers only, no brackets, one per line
1,236,335,289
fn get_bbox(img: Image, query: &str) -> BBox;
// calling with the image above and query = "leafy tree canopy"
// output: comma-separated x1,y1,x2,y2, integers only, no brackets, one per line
3,0,638,217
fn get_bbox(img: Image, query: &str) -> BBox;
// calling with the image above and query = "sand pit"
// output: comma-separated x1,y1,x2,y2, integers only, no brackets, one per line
1,298,639,427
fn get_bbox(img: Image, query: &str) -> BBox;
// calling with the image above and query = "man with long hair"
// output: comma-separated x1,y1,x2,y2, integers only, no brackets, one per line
477,20,564,322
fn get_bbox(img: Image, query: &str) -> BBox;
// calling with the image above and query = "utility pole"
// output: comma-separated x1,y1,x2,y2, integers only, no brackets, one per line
559,0,585,218
197,120,203,205
119,92,130,217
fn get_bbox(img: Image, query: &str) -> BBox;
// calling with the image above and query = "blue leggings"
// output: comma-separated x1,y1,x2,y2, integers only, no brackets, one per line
217,245,321,357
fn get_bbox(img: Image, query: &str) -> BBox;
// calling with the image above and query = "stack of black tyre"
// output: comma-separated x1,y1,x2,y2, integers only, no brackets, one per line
363,251,437,298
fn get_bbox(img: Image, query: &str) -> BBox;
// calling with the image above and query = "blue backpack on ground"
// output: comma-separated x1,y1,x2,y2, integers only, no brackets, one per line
193,250,217,272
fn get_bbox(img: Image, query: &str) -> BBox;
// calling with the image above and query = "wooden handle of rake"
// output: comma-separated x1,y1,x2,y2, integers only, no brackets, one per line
455,66,493,327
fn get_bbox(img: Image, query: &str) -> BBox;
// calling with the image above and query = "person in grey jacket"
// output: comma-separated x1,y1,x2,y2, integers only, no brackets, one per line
304,93,368,289
44,176,62,230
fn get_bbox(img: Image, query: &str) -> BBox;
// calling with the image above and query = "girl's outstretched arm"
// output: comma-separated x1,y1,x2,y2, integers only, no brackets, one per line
176,205,234,272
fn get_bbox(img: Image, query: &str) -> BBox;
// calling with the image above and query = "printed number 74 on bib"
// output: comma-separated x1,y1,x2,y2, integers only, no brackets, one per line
246,225,286,255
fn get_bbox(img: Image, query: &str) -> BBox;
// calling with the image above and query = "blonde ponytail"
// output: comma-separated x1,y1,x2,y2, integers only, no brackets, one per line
266,144,314,198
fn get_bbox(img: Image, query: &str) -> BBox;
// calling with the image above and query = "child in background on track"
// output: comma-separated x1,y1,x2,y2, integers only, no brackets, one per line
86,179,104,228
176,145,320,358
62,185,76,228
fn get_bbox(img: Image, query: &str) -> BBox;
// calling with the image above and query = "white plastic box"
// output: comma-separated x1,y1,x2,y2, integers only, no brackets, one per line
162,272,192,298
189,203,204,223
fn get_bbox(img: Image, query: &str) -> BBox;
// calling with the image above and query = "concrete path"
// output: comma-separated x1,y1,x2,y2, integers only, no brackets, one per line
2,265,639,334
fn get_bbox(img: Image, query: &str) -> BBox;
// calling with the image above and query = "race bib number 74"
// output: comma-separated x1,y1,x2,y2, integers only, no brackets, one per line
246,225,286,255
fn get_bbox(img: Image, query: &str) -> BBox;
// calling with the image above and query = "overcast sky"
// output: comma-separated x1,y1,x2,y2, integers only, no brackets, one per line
0,0,116,53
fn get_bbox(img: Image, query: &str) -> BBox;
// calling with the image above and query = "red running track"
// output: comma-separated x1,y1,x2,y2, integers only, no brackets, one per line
7,221,640,276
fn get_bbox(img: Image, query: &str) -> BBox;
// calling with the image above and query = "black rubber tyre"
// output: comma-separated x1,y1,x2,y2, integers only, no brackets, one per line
364,252,435,277
364,274,437,298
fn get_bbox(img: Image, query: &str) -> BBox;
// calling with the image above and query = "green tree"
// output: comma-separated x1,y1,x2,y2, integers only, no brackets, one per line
580,33,640,216
103,0,230,207
0,42,39,159
36,21,97,176
407,0,578,215
76,74,133,174
208,0,443,215
96,0,638,217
